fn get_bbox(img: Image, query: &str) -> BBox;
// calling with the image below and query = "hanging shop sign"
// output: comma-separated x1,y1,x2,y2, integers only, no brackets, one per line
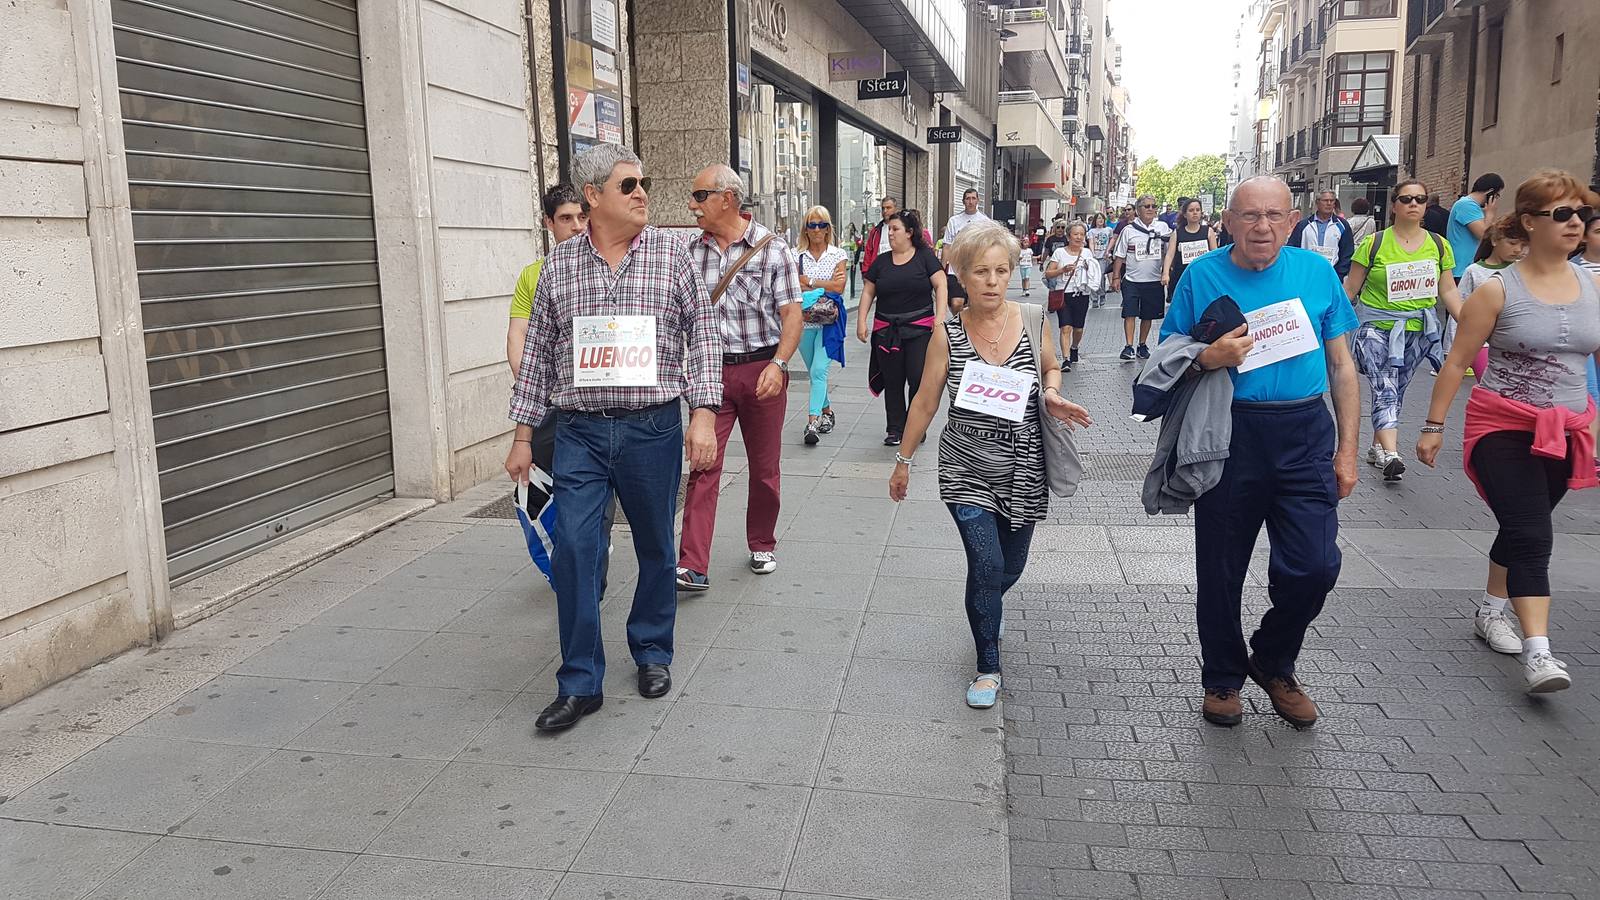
829,51,886,82
857,71,909,100
927,126,962,144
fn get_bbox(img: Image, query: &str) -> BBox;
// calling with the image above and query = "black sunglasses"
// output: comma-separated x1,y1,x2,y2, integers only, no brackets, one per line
1394,194,1428,205
691,188,729,203
614,176,651,195
1531,205,1594,223
804,221,830,230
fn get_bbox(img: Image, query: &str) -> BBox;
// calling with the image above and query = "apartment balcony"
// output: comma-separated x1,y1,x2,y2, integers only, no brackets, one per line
1257,0,1287,35
1002,7,1070,99
998,90,1068,163
1287,20,1323,75
1259,59,1280,96
1406,0,1486,51
1277,47,1290,83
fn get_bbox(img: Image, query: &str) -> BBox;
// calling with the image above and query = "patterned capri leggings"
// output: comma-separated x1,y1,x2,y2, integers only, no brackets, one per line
1353,324,1431,433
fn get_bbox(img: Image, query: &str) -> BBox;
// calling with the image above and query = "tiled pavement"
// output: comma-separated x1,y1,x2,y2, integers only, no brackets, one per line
3,276,1599,900
1007,289,1600,900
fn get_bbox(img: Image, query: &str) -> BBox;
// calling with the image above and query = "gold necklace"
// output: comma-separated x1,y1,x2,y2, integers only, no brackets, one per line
966,311,1007,351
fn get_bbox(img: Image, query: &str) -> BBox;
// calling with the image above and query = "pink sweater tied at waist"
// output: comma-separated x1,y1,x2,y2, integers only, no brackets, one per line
1463,386,1598,502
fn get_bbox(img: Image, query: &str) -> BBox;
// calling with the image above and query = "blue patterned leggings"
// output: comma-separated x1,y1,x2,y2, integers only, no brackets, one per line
1353,324,1430,433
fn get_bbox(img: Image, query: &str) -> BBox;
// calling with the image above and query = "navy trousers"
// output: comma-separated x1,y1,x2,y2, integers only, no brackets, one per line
550,403,683,697
1194,397,1342,691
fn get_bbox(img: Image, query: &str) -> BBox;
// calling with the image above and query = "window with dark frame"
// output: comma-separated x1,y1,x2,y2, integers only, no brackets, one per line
1426,53,1440,157
1483,18,1503,127
1334,0,1396,20
1324,51,1392,146
1553,33,1564,84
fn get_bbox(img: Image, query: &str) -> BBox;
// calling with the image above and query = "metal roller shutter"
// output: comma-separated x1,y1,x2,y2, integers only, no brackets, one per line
953,132,986,213
884,142,906,206
112,0,393,580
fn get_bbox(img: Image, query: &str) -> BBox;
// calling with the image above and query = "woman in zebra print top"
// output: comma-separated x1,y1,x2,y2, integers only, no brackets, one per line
889,222,1094,709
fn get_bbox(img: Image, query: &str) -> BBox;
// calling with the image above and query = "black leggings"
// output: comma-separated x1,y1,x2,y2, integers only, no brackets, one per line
877,331,930,437
1471,430,1572,597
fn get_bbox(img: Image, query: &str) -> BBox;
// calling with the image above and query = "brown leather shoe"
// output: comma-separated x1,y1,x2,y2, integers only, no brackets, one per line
1202,688,1243,727
1248,656,1318,729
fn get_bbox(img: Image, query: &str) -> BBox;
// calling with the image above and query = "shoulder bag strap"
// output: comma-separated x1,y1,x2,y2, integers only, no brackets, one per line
710,233,777,305
1366,228,1385,270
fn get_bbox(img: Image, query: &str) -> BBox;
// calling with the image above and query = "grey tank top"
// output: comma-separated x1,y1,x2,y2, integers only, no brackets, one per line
1477,261,1600,412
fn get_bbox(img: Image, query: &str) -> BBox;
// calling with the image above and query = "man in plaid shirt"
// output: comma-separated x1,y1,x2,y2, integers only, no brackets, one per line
505,144,723,732
675,164,803,592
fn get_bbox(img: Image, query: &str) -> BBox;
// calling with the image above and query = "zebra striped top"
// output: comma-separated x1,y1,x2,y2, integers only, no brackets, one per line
937,312,1049,525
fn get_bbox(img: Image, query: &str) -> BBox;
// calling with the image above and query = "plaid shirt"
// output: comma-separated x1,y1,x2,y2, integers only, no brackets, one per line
509,225,724,426
694,218,801,354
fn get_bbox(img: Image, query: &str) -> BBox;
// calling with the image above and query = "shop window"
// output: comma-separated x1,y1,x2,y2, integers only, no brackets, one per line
1324,51,1392,146
559,0,626,164
746,80,817,246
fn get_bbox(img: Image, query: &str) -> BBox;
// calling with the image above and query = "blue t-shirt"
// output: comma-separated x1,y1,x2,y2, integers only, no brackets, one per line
1161,246,1358,402
1447,196,1485,278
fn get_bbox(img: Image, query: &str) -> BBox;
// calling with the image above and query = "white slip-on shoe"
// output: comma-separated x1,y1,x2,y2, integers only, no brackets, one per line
1524,652,1572,693
750,551,777,574
1474,611,1522,655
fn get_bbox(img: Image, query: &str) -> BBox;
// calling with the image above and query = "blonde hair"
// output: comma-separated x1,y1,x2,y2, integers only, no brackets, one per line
802,205,834,247
946,220,1020,275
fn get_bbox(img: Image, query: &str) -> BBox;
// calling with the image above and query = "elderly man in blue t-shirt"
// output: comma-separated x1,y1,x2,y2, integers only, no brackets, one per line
1162,175,1362,731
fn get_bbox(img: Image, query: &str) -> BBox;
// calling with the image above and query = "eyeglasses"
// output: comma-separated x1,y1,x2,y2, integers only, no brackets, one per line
1139,203,1157,209
1394,194,1428,205
1531,205,1594,223
804,221,830,230
692,187,735,203
1232,210,1291,226
611,176,651,196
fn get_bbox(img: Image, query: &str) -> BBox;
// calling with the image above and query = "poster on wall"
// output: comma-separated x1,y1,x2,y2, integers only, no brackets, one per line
568,88,598,139
566,39,594,91
593,49,619,89
590,0,617,50
595,94,623,144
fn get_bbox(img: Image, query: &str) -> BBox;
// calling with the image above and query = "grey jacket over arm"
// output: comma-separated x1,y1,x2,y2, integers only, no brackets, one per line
1135,335,1235,515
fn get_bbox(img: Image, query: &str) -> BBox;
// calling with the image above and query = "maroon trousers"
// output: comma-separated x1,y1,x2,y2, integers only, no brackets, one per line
678,359,786,573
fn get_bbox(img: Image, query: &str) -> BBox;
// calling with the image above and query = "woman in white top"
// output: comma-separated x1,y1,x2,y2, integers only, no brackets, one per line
1018,236,1035,297
1043,221,1103,372
797,205,849,445
1347,197,1378,247
1085,212,1114,308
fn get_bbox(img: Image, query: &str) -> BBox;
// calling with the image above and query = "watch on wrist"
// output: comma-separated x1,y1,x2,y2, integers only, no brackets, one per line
772,358,789,373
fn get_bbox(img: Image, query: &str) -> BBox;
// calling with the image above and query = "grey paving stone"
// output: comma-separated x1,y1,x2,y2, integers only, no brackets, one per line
839,657,1000,723
679,648,849,711
467,692,666,773
367,761,623,869
554,873,779,899
374,631,549,692
175,750,443,851
81,836,349,900
318,856,561,900
229,625,428,684
2,735,269,832
818,713,1003,803
285,684,514,760
310,584,488,632
0,818,158,900
866,576,970,617
634,702,831,786
735,570,877,610
127,674,358,747
441,589,565,638
714,604,862,654
853,611,973,662
573,774,808,889
788,789,1006,900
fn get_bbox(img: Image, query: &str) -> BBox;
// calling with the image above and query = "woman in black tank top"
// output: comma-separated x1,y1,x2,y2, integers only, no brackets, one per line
1162,198,1217,299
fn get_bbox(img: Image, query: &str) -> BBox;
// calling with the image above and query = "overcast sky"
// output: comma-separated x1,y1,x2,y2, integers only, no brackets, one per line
1113,0,1252,166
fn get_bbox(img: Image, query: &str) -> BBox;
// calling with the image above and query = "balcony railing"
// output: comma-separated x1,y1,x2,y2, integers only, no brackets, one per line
1405,0,1456,50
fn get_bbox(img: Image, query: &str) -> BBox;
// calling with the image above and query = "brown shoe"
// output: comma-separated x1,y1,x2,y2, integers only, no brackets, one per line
1201,688,1242,727
1248,656,1318,729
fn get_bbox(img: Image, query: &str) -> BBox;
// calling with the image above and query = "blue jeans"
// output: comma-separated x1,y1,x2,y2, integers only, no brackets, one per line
947,503,1035,674
551,402,683,696
799,326,831,416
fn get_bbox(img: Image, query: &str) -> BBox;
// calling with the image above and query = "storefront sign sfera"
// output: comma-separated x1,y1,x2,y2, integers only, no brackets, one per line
857,71,909,100
927,126,961,144
752,0,788,51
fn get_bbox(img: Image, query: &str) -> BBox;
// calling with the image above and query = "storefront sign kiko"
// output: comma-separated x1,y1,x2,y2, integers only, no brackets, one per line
829,51,886,82
753,0,788,51
857,71,908,100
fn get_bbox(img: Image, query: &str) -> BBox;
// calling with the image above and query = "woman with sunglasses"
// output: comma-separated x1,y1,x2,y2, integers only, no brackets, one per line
797,206,849,445
1160,198,1216,303
1343,179,1465,482
858,209,949,446
1417,171,1600,694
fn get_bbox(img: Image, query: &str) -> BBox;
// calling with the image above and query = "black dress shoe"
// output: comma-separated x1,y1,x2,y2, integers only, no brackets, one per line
637,664,671,699
534,695,603,731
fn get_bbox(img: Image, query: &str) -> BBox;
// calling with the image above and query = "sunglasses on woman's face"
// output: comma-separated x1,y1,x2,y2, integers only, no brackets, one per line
805,221,829,230
1394,194,1428,205
1531,205,1594,223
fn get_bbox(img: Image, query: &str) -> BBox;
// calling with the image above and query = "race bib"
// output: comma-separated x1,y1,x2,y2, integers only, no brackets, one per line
1386,260,1439,303
572,315,658,386
1179,240,1207,264
953,360,1034,423
1237,298,1320,373
1132,240,1163,262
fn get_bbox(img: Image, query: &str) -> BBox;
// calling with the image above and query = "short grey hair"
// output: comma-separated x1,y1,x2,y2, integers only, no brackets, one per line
946,221,1019,275
1136,194,1158,207
704,164,744,203
573,143,642,195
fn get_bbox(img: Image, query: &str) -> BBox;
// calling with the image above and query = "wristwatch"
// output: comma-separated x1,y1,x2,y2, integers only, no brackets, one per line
771,358,789,373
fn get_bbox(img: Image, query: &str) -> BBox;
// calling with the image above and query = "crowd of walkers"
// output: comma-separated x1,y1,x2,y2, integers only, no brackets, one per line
502,140,1599,734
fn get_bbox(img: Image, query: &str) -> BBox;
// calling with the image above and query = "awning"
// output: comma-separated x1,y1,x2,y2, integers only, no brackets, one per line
838,0,965,92
1349,134,1400,178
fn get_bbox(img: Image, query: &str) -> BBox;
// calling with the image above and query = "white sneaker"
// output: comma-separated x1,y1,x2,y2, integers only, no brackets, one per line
1524,652,1572,693
1366,445,1384,468
1381,450,1405,482
1474,611,1522,654
750,551,777,574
